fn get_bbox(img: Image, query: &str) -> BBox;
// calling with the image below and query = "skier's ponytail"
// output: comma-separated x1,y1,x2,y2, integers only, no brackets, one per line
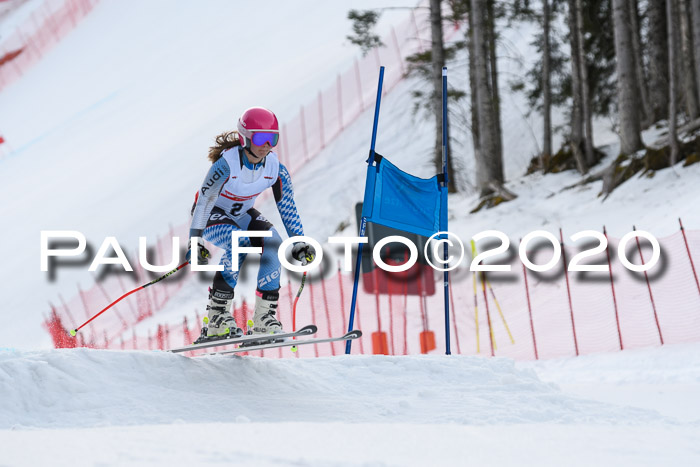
208,131,241,162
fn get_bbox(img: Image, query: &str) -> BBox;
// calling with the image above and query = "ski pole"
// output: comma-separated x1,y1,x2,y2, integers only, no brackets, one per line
70,261,189,337
291,271,307,352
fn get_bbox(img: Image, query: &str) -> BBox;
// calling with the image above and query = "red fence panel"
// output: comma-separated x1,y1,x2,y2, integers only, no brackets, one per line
0,0,101,94
38,4,700,362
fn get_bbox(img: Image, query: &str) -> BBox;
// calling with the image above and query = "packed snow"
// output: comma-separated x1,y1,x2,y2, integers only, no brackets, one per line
0,344,699,465
1,0,699,465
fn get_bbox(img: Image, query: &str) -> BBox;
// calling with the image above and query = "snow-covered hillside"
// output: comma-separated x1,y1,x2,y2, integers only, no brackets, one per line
1,0,698,350
2,1,700,465
0,0,414,349
1,344,699,465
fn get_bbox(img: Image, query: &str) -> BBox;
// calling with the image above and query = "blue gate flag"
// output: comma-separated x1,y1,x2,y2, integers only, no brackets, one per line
346,65,452,356
361,155,448,238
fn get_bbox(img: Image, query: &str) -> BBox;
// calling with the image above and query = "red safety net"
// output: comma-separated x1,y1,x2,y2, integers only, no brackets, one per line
45,226,700,361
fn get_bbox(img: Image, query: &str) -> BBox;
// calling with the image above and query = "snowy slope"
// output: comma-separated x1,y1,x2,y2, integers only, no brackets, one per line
1,3,700,465
0,349,669,429
527,342,700,422
0,344,699,465
0,0,413,349
1,0,698,350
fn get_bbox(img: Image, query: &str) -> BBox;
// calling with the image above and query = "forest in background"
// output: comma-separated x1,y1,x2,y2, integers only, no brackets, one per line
349,0,700,207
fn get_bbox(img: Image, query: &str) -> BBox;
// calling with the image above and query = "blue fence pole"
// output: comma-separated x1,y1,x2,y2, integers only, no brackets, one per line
442,67,451,355
346,66,385,355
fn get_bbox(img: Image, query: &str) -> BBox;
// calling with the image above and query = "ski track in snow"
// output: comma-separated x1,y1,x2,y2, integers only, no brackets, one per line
1,422,699,467
1,345,699,465
0,350,668,429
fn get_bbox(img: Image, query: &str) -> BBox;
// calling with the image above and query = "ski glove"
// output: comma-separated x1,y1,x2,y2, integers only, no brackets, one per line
187,238,211,265
292,242,316,266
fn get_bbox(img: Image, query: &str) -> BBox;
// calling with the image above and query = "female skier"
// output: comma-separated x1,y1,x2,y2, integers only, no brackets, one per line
187,107,315,342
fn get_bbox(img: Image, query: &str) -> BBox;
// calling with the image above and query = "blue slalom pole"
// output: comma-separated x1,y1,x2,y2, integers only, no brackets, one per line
346,66,385,355
368,67,385,165
442,67,451,355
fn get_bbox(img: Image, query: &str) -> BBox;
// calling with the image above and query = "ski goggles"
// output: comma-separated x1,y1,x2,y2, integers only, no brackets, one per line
251,132,279,147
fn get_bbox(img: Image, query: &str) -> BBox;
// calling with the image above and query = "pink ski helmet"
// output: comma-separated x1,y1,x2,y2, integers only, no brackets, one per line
237,107,280,148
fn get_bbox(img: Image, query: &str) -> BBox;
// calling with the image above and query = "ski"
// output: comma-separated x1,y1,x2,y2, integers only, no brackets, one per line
203,329,363,356
168,324,318,353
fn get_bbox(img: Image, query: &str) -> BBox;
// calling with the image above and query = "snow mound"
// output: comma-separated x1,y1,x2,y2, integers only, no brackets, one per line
0,349,668,429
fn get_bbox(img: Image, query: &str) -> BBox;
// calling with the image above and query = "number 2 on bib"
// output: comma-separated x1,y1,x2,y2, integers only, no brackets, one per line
230,203,243,216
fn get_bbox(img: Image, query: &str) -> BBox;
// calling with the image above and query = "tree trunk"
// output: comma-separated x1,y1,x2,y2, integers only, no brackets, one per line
467,9,481,176
471,0,503,195
612,0,644,154
430,0,456,192
576,0,595,166
486,0,503,164
629,0,652,127
647,0,669,122
667,0,680,164
567,0,588,173
678,0,699,119
692,0,700,100
542,0,552,168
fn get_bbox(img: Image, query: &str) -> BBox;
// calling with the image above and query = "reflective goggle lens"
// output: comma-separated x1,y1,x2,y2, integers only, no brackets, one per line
251,132,279,147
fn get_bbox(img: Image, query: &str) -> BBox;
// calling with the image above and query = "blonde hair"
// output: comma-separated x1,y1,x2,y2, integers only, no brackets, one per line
208,131,241,162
